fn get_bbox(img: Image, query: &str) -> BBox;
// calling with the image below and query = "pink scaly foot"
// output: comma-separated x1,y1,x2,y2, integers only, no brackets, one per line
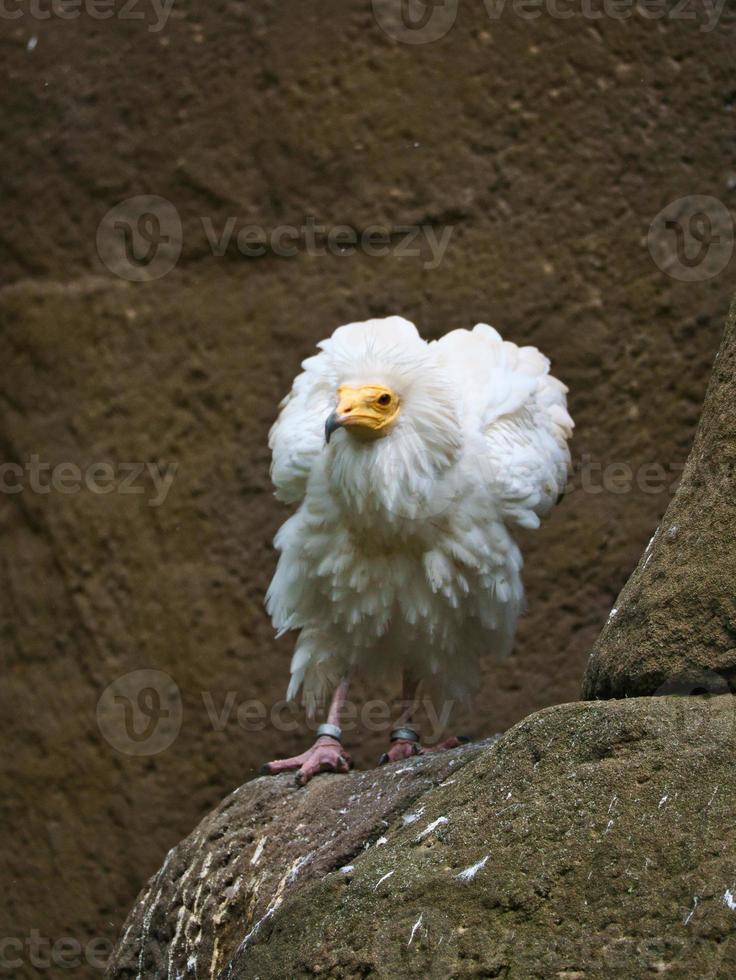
261,735,353,786
379,733,469,765
262,678,352,786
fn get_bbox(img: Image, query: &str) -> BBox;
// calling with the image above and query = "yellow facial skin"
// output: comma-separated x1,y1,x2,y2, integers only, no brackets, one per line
325,384,400,442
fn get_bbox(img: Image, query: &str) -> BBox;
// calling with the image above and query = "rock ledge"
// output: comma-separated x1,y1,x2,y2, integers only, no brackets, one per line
109,695,736,979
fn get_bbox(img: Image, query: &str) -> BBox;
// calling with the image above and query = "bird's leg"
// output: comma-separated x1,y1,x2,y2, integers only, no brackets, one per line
261,678,353,786
380,672,425,764
379,671,467,764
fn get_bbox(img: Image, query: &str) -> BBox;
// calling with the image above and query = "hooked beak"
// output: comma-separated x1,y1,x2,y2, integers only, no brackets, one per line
325,410,345,444
324,383,399,444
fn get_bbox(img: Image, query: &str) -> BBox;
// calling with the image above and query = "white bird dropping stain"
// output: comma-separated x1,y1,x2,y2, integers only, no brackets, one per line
250,836,267,865
408,913,423,946
374,870,395,890
402,806,425,826
684,896,698,925
724,888,736,911
643,532,657,568
455,856,489,882
416,816,449,841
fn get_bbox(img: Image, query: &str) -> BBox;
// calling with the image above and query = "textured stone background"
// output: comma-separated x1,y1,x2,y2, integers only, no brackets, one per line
1,1,735,975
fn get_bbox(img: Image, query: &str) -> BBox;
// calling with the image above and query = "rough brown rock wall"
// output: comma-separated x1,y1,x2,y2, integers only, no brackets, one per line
1,1,735,974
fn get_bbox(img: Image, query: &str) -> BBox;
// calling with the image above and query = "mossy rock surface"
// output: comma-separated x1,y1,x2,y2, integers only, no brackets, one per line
583,296,736,701
108,695,736,979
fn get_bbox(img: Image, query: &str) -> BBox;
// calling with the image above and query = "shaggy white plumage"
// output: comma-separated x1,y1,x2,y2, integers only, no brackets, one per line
267,316,573,712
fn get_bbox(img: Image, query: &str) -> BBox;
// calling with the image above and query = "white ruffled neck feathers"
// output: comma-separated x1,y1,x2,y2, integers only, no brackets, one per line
319,319,462,522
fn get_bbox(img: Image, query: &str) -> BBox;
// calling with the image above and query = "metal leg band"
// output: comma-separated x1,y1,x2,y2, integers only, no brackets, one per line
390,726,420,743
316,723,342,742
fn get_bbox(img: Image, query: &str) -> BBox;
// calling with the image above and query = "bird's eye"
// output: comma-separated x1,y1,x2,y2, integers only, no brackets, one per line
377,393,391,406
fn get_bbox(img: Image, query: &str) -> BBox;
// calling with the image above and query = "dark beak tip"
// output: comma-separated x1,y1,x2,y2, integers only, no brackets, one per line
325,410,342,444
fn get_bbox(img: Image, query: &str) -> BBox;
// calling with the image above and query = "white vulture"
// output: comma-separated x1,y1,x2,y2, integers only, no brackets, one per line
261,316,573,784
